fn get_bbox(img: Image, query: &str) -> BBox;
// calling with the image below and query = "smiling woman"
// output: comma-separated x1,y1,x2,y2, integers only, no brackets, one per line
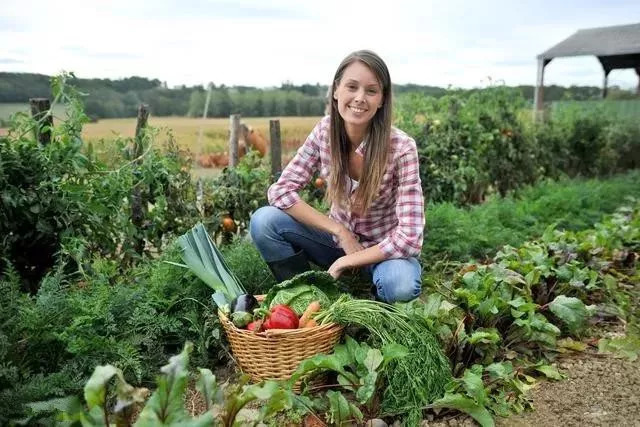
250,50,426,304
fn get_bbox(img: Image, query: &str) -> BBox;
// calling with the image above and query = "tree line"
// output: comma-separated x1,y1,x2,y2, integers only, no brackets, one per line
0,72,633,120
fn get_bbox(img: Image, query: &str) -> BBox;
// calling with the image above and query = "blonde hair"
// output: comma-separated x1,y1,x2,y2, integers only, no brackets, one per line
327,50,393,215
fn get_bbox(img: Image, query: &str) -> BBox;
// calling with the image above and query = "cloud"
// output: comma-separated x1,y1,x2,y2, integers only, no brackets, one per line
0,0,638,89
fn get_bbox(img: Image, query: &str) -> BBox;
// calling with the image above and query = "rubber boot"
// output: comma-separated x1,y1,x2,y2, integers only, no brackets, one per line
266,250,310,283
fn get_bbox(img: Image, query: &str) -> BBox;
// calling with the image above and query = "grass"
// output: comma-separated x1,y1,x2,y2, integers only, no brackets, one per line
421,170,640,265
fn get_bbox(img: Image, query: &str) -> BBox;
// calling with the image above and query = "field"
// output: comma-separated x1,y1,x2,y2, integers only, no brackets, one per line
0,102,320,153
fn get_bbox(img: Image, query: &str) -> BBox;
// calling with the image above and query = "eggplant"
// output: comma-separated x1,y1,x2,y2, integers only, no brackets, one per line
230,294,259,314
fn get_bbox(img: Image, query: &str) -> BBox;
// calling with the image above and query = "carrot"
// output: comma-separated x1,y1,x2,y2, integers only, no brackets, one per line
299,301,321,327
303,319,318,328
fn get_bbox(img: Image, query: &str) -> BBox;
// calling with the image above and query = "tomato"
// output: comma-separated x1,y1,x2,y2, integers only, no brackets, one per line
314,177,325,189
222,216,235,232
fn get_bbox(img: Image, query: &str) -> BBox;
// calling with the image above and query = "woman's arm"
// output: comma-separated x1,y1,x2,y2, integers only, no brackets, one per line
285,201,364,255
328,244,387,278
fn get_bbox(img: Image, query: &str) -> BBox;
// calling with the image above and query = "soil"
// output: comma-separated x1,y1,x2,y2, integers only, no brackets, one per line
494,350,640,427
423,347,640,427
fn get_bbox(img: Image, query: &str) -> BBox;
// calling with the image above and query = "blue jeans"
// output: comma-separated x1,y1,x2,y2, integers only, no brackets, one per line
249,206,422,303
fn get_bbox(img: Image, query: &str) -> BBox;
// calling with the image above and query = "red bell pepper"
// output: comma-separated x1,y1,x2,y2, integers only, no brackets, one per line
263,304,299,329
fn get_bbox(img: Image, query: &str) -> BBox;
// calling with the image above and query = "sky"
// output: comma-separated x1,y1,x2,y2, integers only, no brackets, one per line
2,0,640,90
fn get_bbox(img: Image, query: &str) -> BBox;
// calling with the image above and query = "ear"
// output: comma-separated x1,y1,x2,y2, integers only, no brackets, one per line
333,91,338,100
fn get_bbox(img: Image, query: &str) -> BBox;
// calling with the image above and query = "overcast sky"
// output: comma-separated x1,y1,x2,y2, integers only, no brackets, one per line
2,0,639,89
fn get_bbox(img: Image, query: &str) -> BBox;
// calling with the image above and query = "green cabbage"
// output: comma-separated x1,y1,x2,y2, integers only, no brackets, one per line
269,285,331,315
262,271,342,315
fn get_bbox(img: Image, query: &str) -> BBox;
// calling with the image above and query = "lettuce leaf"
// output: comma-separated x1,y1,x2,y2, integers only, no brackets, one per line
263,271,342,315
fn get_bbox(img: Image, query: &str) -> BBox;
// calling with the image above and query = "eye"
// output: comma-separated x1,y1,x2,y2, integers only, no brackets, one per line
367,88,378,95
347,84,357,90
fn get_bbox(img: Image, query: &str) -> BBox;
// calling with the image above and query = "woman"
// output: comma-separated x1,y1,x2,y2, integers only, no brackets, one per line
250,50,424,304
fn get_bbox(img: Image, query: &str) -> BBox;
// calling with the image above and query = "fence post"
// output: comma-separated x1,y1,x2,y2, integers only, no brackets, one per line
229,114,240,167
131,104,149,256
29,98,53,144
269,119,282,179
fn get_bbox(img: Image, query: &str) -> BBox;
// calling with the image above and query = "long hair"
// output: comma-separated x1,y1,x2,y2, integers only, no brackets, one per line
327,50,392,215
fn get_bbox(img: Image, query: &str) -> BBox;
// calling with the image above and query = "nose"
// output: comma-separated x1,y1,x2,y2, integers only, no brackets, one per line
354,87,366,103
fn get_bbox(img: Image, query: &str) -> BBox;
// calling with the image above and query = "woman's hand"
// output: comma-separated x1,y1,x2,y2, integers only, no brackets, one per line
335,227,363,255
328,256,351,279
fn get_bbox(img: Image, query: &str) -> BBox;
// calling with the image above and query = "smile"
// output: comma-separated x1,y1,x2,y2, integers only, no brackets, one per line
348,105,367,113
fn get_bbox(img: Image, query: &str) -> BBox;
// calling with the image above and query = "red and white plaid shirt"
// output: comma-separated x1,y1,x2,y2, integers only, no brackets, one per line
267,116,424,259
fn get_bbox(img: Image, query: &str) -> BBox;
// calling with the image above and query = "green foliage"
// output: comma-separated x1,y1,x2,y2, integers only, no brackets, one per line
0,73,199,290
291,336,407,416
421,171,640,265
414,200,640,423
202,151,270,240
395,87,640,206
24,343,292,426
396,87,538,204
0,247,226,423
315,296,453,420
598,334,640,361
219,237,276,295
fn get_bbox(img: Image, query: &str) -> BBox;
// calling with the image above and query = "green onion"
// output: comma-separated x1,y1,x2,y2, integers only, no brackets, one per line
316,295,452,420
175,223,245,303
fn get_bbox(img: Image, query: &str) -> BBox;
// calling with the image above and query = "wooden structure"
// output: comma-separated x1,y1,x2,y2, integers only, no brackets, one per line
534,22,640,117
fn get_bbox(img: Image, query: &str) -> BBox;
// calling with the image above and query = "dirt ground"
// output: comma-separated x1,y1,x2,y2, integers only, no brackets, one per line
424,348,640,427
493,350,640,427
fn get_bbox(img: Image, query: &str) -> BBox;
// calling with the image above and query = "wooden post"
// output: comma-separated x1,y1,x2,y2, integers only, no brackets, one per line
196,178,204,217
134,104,149,158
197,83,213,157
270,119,282,179
29,98,53,144
229,114,240,167
131,104,149,256
602,70,610,99
533,58,547,121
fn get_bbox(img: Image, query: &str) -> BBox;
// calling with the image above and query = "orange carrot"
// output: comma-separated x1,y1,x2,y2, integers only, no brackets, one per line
299,301,321,327
303,319,318,328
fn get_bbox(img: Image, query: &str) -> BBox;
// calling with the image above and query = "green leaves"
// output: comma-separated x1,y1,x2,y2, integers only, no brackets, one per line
291,336,407,407
32,343,292,426
534,364,564,380
598,334,640,361
548,295,596,335
136,342,193,425
433,392,495,427
326,390,363,426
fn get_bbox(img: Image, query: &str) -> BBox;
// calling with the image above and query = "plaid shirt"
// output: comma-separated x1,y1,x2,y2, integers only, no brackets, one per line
267,116,424,259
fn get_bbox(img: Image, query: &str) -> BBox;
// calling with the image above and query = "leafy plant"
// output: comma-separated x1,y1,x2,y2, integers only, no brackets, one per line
290,336,407,417
23,343,293,426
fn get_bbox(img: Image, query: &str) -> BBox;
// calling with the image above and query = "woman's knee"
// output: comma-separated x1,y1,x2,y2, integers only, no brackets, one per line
249,206,283,242
373,258,422,303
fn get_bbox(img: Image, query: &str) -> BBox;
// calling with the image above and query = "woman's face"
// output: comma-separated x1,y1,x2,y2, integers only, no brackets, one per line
333,61,384,134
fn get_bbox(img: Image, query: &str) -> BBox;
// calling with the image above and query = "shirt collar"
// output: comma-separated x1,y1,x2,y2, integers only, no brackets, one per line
355,139,367,156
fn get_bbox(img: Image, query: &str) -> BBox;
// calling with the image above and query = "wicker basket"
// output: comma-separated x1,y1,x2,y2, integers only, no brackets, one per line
219,301,343,390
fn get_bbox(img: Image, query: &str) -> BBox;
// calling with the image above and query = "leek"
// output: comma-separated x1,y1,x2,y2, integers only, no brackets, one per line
176,223,245,304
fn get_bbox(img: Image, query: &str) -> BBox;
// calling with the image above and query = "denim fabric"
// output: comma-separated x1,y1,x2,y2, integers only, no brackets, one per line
249,206,421,303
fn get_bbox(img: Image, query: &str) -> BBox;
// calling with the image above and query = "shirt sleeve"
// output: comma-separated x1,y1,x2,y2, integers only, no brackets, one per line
376,138,425,259
267,119,323,209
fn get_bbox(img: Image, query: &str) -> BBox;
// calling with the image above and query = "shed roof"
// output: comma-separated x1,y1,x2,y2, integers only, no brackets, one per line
538,22,640,61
